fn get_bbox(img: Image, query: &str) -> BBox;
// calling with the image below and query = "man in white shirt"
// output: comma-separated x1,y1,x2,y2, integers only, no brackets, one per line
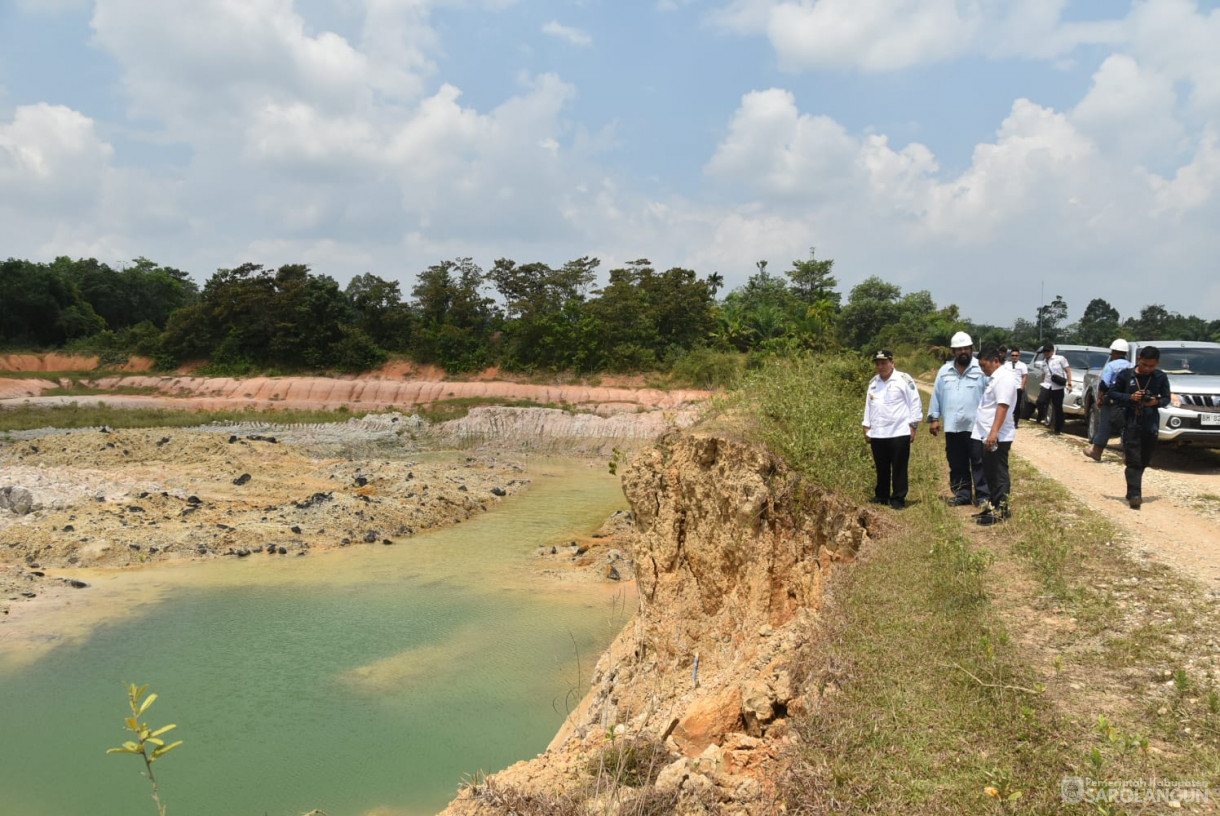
1035,344,1072,435
972,347,1018,525
862,349,923,510
1007,348,1029,428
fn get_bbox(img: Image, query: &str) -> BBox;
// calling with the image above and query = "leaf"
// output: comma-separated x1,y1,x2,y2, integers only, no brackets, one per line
150,724,177,738
150,741,183,760
106,747,138,755
125,717,138,731
137,693,158,715
147,738,164,747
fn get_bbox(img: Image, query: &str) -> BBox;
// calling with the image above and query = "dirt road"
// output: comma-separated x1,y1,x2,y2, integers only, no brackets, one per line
1009,418,1220,588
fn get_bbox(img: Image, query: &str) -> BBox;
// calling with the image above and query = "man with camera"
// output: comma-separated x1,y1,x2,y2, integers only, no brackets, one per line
1035,344,1072,434
1105,346,1171,510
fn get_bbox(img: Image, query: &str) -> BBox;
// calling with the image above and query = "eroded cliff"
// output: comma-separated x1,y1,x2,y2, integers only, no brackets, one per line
442,430,874,815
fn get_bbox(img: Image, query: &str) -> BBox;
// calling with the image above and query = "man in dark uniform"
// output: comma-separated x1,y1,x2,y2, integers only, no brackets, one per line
1105,346,1172,510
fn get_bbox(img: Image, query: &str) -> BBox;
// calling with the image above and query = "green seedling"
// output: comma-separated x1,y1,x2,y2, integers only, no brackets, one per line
106,684,183,816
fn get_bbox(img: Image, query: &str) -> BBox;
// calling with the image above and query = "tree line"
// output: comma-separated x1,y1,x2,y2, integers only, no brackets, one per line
2,253,1217,376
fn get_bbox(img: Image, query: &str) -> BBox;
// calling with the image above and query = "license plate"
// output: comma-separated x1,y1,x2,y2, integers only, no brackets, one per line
1201,413,1220,426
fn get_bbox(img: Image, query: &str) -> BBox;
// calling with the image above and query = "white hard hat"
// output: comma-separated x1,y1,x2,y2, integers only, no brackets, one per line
1110,339,1129,353
950,331,973,348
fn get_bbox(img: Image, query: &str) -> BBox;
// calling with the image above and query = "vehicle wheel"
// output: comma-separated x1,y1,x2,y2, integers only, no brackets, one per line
1046,401,1059,430
1021,396,1034,420
1086,401,1098,441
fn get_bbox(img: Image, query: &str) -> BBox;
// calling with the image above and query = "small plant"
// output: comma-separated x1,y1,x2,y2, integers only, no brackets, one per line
983,768,1023,808
106,684,183,816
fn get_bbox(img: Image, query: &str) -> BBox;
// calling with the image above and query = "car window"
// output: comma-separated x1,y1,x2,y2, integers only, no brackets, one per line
1156,347,1220,376
1061,350,1108,370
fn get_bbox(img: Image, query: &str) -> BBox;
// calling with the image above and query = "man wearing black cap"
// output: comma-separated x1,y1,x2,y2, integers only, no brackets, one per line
863,349,923,509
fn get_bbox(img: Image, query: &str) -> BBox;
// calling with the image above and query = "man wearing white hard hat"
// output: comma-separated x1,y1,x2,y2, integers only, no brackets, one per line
926,331,990,507
1083,339,1132,461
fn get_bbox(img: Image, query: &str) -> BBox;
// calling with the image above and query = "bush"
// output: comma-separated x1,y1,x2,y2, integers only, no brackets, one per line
730,352,875,496
670,347,743,389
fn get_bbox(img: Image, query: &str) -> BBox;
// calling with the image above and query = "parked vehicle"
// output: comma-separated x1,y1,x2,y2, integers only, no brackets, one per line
1083,340,1220,447
1023,345,1111,427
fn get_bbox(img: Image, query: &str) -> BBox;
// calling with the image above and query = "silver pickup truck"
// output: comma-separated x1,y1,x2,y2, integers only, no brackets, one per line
1022,345,1110,428
1082,340,1220,447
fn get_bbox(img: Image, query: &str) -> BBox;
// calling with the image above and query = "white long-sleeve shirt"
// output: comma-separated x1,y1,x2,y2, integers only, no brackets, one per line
863,370,923,439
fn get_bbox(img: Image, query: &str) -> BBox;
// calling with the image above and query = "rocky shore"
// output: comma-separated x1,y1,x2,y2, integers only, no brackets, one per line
0,420,529,616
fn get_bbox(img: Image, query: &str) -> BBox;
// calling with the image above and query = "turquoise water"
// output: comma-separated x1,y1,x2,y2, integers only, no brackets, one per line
0,458,632,816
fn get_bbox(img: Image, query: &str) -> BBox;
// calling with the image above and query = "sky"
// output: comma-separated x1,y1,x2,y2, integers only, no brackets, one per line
2,0,1219,329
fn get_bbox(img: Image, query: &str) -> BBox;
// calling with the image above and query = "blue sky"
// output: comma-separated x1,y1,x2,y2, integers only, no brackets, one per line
2,0,1220,328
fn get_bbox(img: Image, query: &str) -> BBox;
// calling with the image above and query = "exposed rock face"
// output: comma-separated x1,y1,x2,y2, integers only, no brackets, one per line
440,406,698,454
0,374,707,414
441,431,873,815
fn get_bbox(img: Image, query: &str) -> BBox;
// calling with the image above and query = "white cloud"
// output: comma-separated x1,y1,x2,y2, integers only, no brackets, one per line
711,0,1123,72
541,20,593,47
698,85,1220,319
90,0,425,139
0,103,114,213
1071,54,1183,164
705,88,858,197
767,0,980,72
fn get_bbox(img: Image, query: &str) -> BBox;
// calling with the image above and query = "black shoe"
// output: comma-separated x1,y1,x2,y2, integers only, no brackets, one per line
868,497,888,506
976,512,1008,526
889,499,906,510
1129,497,1141,510
947,496,973,507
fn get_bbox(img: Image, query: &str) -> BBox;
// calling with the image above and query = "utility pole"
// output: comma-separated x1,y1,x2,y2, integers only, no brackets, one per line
1038,281,1044,343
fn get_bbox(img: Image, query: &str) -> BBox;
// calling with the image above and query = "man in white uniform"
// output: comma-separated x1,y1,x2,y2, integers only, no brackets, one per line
862,349,923,510
1035,344,1072,434
1007,348,1028,428
972,347,1018,525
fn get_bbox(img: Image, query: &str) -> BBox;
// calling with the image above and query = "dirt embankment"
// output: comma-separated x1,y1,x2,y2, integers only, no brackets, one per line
0,356,709,414
0,353,154,373
442,432,874,815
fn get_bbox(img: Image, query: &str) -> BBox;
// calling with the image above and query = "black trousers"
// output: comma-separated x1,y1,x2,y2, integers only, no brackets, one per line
1014,389,1024,427
1122,426,1158,499
981,440,1012,515
1036,388,1066,433
944,431,988,502
869,435,911,503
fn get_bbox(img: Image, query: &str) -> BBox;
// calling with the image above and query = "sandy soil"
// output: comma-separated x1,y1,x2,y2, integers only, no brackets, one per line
1008,419,1220,587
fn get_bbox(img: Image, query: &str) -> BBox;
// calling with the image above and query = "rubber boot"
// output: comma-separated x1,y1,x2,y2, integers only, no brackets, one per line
1082,444,1101,462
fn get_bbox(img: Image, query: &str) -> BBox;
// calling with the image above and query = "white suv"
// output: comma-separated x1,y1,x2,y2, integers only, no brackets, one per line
1131,341,1220,447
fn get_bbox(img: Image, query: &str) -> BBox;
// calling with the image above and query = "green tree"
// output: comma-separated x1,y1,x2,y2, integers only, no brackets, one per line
785,248,840,308
1075,298,1122,346
410,258,497,372
838,276,902,352
1036,295,1069,343
345,273,412,351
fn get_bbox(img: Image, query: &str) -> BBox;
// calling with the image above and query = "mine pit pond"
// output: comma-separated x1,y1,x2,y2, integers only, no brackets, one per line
0,456,633,816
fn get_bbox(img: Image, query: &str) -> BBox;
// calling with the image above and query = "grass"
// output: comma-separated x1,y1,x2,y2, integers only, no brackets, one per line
723,353,875,498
